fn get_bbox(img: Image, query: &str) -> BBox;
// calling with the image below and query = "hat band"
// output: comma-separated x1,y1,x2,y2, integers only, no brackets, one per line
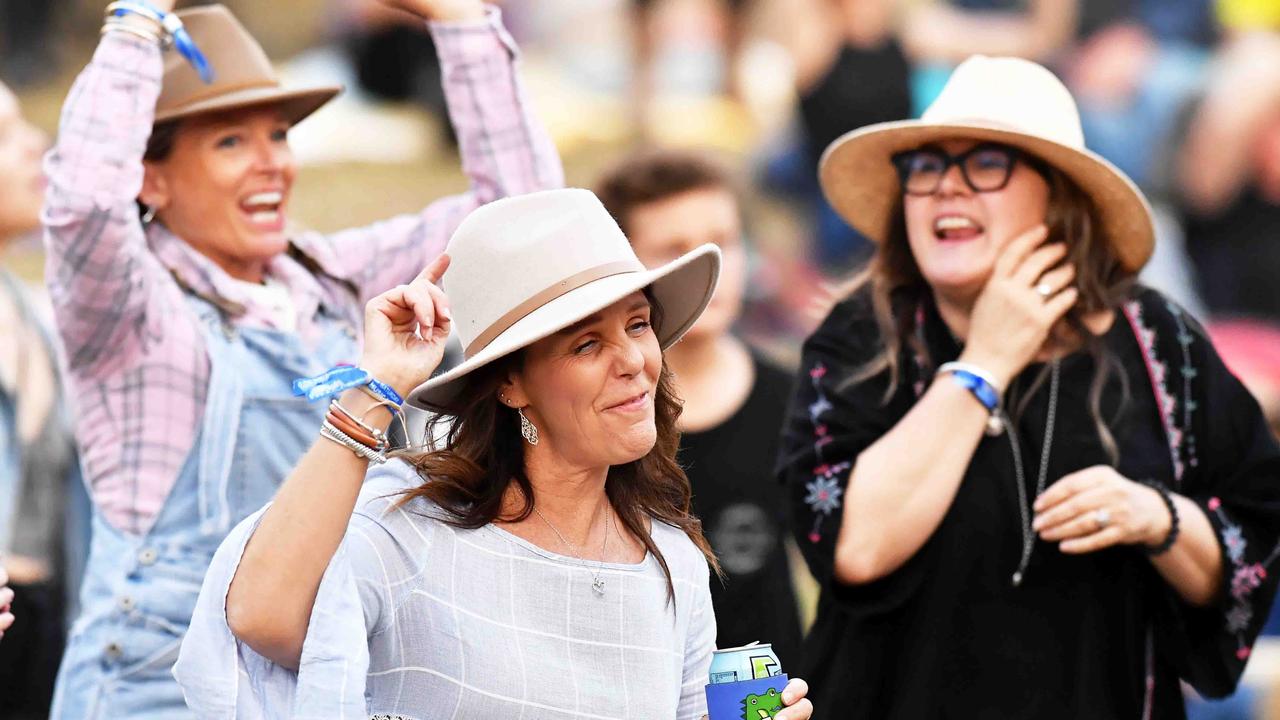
160,78,282,116
464,260,645,359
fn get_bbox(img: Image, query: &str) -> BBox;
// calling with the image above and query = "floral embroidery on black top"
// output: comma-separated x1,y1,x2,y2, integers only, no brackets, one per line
801,363,849,544
777,286,1280,719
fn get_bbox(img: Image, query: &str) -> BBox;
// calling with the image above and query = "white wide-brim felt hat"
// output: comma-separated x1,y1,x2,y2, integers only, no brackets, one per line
408,188,722,411
819,55,1155,273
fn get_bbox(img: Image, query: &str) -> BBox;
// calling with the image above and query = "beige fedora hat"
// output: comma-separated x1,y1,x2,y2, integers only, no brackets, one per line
153,4,341,124
819,55,1155,273
408,188,722,411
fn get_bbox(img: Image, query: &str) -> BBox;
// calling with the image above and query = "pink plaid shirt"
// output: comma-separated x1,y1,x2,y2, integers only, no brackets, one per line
42,9,562,535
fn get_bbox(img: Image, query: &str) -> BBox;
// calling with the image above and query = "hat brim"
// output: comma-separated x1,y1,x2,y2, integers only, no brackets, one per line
408,243,722,412
154,84,342,126
818,119,1155,273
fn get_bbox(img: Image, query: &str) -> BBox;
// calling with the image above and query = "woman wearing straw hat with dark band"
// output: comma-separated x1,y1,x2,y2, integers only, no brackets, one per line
44,1,561,716
779,55,1280,717
172,188,814,718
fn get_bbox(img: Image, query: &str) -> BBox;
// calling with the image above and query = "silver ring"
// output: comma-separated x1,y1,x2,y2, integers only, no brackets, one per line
1092,508,1111,530
1035,282,1054,299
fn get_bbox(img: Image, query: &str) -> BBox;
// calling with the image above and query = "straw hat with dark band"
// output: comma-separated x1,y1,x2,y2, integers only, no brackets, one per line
408,188,721,412
819,55,1156,273
154,4,341,125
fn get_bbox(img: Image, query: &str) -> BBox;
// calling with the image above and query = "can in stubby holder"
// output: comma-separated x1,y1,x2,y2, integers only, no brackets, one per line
705,642,789,719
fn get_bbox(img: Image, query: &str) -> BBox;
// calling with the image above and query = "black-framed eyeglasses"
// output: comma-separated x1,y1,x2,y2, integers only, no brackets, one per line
892,143,1037,196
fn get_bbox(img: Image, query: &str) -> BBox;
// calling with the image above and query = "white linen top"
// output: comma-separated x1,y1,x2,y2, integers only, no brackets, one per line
174,460,717,719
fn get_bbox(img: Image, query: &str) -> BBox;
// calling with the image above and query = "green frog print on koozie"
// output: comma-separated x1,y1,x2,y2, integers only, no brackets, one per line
741,687,783,719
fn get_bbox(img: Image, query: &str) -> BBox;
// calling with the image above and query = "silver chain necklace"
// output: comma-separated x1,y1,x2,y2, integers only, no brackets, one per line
533,502,611,596
1003,359,1061,587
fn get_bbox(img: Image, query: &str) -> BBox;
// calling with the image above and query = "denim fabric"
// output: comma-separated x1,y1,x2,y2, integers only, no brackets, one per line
50,295,359,719
0,390,16,555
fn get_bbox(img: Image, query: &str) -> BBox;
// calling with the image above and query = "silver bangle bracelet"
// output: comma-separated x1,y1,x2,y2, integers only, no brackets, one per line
320,421,387,464
329,399,388,445
938,361,1004,396
100,19,163,45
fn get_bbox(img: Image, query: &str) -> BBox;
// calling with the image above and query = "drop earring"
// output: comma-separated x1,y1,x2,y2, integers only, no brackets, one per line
518,407,539,446
141,205,157,225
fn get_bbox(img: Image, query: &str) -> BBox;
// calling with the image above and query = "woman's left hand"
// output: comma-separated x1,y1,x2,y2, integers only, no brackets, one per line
1033,466,1173,554
777,677,813,719
374,0,487,22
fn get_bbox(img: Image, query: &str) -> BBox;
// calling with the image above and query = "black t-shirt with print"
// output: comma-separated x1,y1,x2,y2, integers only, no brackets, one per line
680,356,804,667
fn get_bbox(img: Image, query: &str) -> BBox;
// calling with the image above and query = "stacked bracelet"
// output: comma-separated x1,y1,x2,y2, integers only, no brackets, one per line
101,17,162,44
102,1,214,83
320,421,387,464
1139,480,1180,556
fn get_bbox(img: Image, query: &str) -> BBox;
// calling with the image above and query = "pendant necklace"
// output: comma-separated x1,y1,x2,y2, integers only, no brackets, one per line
534,501,611,596
1004,359,1061,587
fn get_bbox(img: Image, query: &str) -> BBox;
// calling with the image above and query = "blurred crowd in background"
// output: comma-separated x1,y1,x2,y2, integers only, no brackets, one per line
2,0,1280,717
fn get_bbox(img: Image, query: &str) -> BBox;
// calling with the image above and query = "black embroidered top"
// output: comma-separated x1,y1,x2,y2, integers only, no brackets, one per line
777,286,1280,719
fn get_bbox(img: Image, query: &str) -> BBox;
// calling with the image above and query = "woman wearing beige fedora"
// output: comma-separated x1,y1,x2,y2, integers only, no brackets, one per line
779,55,1280,717
43,0,561,717
172,188,813,718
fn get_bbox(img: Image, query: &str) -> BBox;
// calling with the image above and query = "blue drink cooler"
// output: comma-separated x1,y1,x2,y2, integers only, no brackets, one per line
705,674,790,719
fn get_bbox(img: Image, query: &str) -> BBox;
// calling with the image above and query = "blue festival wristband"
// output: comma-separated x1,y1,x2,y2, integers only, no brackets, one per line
108,1,214,84
293,365,405,407
293,365,370,401
364,377,404,407
943,369,1000,412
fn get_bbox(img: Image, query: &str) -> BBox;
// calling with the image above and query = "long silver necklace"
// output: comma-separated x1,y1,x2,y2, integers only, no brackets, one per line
1004,359,1061,587
534,502,611,596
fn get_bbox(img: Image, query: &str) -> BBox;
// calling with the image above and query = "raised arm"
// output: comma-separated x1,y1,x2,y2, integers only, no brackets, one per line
303,0,564,304
226,256,452,667
42,9,187,378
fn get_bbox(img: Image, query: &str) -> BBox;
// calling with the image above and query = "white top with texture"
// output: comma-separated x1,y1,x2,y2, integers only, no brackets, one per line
174,460,717,720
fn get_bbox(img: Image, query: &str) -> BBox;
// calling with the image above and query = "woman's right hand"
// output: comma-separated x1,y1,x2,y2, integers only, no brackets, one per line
359,254,453,400
0,566,14,641
962,224,1078,389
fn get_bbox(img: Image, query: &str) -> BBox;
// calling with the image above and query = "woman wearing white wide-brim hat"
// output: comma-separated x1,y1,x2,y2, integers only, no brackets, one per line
174,188,814,719
779,55,1280,717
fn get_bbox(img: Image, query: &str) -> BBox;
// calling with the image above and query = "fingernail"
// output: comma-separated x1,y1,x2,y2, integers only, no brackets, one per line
441,306,452,320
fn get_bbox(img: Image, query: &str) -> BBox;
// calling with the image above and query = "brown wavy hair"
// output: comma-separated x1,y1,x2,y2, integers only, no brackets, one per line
393,297,720,602
841,163,1137,460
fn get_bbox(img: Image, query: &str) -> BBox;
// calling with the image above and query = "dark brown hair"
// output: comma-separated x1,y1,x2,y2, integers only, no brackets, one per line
595,148,741,236
144,120,181,162
393,298,721,601
843,162,1135,460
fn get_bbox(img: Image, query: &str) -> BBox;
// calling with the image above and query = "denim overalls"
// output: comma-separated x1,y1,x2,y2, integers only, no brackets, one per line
51,289,359,719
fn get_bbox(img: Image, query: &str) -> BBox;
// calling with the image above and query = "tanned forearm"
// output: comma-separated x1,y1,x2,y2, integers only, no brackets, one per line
225,388,389,668
834,376,989,584
1149,496,1224,607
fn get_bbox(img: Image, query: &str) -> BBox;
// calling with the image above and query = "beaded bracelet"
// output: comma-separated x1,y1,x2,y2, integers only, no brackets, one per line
1139,480,1180,556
